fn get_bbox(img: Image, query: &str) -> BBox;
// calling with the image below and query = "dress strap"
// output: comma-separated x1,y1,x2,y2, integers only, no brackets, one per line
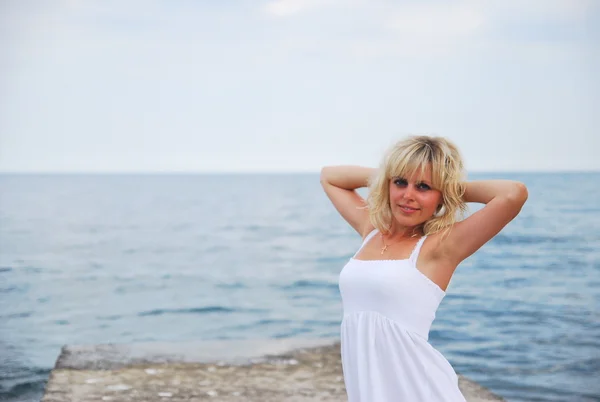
409,235,428,263
352,229,379,258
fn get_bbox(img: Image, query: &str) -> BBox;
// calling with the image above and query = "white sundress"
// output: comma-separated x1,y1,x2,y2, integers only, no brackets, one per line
339,229,466,402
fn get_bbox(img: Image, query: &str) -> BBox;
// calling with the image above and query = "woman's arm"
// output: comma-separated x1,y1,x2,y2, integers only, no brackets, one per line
438,180,528,264
462,180,527,204
320,166,376,236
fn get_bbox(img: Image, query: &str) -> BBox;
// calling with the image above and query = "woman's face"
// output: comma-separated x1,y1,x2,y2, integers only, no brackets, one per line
388,164,442,228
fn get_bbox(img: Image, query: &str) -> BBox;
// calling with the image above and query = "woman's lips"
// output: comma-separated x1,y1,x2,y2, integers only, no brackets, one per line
399,205,419,214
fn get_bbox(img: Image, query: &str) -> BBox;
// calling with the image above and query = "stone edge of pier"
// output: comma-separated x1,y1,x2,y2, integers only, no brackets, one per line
43,338,505,402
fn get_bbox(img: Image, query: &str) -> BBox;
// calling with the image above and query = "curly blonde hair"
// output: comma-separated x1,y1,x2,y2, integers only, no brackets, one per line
367,135,467,237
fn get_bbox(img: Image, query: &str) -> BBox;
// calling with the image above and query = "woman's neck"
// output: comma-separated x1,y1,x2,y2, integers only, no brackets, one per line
385,223,423,240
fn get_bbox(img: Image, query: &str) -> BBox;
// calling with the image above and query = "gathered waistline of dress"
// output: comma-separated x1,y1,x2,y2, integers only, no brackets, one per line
342,310,430,341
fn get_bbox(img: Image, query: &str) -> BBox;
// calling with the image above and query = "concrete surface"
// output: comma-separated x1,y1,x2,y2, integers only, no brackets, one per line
42,338,505,401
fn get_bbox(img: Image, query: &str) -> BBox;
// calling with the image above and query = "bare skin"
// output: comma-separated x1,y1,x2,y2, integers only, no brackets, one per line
320,165,528,292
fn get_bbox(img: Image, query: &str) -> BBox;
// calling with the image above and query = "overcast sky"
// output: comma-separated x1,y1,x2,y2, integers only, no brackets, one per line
1,0,598,173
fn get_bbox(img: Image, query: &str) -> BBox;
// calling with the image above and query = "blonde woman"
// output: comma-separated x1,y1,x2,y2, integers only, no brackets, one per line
320,136,528,402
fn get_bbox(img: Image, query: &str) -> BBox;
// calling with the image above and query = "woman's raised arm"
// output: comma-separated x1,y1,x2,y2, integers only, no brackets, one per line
439,180,528,264
320,166,376,237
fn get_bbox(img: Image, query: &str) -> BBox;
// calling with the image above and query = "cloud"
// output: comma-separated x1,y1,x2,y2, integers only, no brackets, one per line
385,3,484,38
261,1,486,57
263,0,340,17
359,5,482,58
482,0,594,22
376,2,485,57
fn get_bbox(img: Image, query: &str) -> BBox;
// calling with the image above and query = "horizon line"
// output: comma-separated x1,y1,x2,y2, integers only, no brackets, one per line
1,169,599,175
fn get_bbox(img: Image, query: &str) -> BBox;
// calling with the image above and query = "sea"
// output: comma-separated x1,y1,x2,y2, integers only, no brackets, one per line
0,172,599,402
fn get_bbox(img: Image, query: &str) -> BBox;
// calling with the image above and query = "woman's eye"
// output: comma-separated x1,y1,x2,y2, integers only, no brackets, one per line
417,183,431,190
394,178,408,186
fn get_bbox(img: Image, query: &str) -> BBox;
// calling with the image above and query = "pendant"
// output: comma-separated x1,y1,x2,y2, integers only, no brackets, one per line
380,233,388,254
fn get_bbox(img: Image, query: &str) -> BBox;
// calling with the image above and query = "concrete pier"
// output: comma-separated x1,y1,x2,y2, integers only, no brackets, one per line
42,339,504,401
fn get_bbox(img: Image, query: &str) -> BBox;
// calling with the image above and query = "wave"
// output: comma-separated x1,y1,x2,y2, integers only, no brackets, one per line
280,280,338,291
0,367,49,402
137,306,265,317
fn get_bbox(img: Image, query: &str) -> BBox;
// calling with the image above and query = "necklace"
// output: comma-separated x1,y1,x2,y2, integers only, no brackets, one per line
380,231,420,254
380,233,392,254
380,240,388,254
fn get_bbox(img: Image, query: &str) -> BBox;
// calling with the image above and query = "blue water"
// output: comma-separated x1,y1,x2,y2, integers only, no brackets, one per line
1,173,599,402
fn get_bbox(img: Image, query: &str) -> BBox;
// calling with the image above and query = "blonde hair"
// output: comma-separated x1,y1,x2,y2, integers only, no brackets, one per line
367,135,467,237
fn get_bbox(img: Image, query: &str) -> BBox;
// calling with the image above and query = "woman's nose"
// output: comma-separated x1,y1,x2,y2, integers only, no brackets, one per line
402,185,416,200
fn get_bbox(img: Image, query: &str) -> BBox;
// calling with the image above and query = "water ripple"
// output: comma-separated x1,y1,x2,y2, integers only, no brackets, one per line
280,280,338,291
137,306,266,317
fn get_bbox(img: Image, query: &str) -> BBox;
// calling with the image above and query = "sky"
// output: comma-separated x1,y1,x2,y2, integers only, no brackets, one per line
0,0,598,173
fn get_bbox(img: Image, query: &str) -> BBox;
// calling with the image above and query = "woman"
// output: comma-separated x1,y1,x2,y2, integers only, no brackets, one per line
320,136,528,401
